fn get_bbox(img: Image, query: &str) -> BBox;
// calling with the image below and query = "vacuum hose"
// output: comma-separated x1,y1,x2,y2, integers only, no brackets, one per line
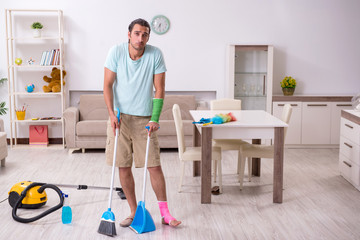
12,182,64,223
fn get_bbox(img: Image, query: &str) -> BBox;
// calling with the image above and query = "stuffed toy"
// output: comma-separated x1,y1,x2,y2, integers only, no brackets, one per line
43,67,66,92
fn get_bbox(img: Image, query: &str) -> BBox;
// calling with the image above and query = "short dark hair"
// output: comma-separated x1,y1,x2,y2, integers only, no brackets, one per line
128,18,151,34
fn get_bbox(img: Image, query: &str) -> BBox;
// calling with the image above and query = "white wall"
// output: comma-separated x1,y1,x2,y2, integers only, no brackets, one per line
1,0,360,137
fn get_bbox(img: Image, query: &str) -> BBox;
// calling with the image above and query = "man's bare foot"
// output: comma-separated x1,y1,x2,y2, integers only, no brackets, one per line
162,218,182,227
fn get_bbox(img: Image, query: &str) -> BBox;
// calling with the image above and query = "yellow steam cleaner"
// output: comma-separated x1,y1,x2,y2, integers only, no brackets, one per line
9,181,64,223
8,181,126,223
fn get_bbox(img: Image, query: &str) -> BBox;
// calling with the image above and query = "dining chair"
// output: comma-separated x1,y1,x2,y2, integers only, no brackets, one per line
210,98,251,182
238,104,293,190
172,104,223,193
210,98,242,111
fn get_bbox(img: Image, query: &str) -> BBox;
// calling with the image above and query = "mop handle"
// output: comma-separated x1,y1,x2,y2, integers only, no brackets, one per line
108,128,118,209
142,131,151,203
108,110,120,209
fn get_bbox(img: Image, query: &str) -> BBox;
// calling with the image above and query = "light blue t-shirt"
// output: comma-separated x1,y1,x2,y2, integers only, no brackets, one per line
104,43,166,116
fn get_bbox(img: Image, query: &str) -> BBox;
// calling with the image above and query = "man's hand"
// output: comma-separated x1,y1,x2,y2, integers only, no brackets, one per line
146,122,159,135
110,113,120,136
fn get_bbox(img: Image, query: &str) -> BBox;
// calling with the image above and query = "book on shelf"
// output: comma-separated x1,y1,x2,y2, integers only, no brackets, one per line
49,49,55,65
40,117,61,120
46,50,52,65
54,49,60,65
40,49,61,66
40,51,49,66
51,49,56,65
52,49,60,65
42,51,47,66
40,51,47,66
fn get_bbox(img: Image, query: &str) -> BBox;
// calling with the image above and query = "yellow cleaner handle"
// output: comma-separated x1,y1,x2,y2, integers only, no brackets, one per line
203,122,213,126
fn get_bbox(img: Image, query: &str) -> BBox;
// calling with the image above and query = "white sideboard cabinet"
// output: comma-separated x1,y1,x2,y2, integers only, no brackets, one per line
339,110,360,190
273,96,352,146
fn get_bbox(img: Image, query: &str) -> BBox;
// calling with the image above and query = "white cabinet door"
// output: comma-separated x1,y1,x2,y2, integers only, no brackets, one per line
272,102,302,144
302,102,331,144
330,102,353,144
228,45,273,113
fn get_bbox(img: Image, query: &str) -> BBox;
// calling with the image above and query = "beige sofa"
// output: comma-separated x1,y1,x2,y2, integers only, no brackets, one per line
157,95,196,148
63,94,196,153
63,94,109,153
0,118,8,167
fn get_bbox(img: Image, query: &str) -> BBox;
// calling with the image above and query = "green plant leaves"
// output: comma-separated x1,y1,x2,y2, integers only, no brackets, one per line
280,76,296,88
0,78,7,84
0,101,8,116
31,22,43,29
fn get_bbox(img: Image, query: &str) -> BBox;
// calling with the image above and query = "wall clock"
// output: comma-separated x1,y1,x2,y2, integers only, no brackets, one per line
151,15,170,35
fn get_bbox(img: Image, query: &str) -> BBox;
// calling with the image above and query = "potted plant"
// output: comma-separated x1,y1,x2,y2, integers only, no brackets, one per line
280,76,296,96
31,22,43,38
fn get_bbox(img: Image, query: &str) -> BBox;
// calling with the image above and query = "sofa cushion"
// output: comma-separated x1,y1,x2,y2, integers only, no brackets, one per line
160,95,196,121
158,120,194,136
0,132,7,161
158,135,193,148
76,120,107,136
0,132,7,148
79,95,109,121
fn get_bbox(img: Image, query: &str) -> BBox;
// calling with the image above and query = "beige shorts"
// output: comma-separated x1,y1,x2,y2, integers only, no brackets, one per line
105,113,161,168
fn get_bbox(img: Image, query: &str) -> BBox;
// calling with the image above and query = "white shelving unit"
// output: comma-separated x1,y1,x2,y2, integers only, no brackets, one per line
5,9,65,148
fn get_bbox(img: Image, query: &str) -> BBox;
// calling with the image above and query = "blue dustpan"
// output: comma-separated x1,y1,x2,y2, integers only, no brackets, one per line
129,129,156,234
129,201,155,234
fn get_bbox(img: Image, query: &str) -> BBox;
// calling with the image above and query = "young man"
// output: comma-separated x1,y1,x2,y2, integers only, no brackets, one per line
103,18,181,228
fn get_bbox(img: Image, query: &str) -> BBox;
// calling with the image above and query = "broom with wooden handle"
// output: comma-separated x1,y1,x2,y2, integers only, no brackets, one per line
98,110,120,236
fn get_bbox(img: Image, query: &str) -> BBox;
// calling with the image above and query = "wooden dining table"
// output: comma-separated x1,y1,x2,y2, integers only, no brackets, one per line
190,110,288,204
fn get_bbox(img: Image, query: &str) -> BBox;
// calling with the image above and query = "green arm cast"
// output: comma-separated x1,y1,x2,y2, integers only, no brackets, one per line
150,98,164,123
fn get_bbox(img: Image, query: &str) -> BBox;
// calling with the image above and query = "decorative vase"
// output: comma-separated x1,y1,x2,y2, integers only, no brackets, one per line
282,88,295,96
33,29,41,38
